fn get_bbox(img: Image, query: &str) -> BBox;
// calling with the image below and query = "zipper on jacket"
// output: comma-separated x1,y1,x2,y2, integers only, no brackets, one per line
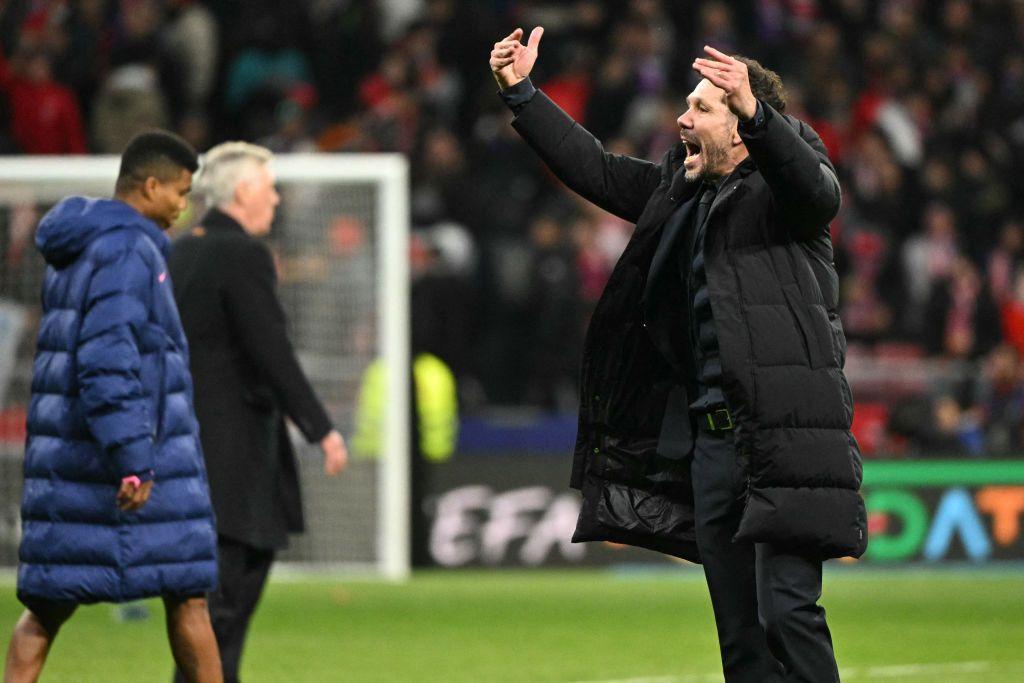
153,345,166,444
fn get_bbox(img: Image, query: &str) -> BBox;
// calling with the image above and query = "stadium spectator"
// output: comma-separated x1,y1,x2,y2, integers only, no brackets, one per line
256,87,318,153
0,44,86,154
58,0,113,106
222,11,315,140
521,213,581,411
977,344,1024,456
307,0,383,119
692,1,737,64
846,131,913,242
162,0,219,117
168,141,348,683
902,202,960,338
404,22,463,125
410,223,479,387
837,229,899,344
1001,268,1024,358
924,256,1002,360
91,62,171,153
988,220,1024,305
571,213,614,312
4,131,220,682
411,127,473,226
584,49,637,141
537,43,593,123
915,394,982,457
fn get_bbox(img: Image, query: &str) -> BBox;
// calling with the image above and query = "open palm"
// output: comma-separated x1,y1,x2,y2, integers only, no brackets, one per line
490,27,544,90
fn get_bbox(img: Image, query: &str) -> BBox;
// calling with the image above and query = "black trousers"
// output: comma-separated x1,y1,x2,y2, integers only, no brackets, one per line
173,536,274,683
692,427,839,683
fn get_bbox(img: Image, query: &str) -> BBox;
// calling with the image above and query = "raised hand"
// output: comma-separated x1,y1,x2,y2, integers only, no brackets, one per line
692,45,758,121
489,27,544,90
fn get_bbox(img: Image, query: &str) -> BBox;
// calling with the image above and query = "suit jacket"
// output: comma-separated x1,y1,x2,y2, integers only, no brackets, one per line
169,209,332,550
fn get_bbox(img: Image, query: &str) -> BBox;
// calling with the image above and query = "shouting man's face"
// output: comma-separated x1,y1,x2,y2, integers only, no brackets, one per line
677,79,742,183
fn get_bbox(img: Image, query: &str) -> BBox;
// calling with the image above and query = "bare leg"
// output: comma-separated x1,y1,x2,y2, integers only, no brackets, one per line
164,596,222,683
3,603,76,683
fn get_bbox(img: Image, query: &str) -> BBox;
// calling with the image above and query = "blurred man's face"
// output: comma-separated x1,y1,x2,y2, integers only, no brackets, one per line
145,168,192,230
677,79,739,182
237,164,280,236
25,54,52,83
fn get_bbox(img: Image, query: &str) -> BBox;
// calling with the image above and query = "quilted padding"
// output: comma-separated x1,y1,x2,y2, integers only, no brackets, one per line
18,197,216,604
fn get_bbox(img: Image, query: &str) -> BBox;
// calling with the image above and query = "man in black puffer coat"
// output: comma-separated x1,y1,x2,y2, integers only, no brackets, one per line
491,28,866,682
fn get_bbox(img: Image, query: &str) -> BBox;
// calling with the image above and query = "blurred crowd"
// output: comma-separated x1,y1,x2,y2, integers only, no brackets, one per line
4,0,1024,456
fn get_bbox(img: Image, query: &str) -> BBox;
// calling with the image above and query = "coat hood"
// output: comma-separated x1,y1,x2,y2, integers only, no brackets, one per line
35,197,168,268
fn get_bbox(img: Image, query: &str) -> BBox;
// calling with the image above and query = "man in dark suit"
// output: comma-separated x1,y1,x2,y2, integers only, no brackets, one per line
169,142,348,683
490,28,863,682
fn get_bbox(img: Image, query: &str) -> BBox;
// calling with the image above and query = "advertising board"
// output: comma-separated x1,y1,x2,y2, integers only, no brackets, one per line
424,456,1024,567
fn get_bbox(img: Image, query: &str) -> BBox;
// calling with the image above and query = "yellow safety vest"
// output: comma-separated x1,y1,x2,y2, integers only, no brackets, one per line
351,353,458,462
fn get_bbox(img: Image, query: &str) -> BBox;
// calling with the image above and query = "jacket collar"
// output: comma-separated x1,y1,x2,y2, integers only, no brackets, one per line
199,208,248,235
113,200,172,258
663,146,758,204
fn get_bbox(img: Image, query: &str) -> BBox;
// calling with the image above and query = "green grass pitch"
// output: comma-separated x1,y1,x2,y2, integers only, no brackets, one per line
1,568,1022,682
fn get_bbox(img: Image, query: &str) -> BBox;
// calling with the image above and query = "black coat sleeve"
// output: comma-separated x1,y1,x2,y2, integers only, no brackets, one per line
221,239,333,443
739,102,841,241
511,89,662,224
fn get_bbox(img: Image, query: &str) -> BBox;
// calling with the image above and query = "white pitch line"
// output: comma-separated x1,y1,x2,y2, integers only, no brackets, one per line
843,660,1024,679
572,660,1024,683
569,675,720,683
568,677,712,683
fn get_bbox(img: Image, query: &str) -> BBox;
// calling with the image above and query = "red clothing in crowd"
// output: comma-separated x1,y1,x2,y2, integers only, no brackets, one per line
1002,301,1024,358
0,52,87,154
541,74,591,123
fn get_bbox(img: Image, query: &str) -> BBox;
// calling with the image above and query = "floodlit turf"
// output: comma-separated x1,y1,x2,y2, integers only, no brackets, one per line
1,567,1022,682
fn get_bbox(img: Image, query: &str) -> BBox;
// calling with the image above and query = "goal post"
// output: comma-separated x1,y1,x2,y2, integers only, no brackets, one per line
0,154,410,581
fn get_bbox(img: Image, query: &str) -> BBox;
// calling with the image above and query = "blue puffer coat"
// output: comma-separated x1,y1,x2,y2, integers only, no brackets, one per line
18,197,217,604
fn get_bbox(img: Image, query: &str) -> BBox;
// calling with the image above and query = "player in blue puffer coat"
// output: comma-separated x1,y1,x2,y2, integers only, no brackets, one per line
4,132,223,683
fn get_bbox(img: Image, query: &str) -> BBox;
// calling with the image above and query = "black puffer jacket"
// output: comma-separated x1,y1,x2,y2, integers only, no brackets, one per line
512,90,867,561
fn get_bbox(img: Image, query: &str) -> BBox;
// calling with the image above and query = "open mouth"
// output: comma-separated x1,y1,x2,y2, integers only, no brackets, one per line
683,138,702,164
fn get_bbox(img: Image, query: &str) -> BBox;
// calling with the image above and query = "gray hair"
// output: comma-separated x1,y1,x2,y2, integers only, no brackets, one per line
193,141,273,208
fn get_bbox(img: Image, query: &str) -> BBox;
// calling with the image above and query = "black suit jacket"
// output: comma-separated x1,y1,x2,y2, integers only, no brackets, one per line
169,209,332,550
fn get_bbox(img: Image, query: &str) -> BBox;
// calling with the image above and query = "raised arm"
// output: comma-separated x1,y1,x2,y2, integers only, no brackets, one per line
693,46,840,240
490,28,662,224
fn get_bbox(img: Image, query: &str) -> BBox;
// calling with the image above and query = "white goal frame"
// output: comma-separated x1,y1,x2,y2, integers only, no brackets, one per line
0,154,411,581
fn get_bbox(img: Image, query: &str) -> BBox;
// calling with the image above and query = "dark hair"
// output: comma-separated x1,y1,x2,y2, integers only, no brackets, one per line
733,55,786,113
115,130,199,195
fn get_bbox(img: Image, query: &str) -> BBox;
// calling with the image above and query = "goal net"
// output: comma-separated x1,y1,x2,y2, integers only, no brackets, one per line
0,154,410,580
